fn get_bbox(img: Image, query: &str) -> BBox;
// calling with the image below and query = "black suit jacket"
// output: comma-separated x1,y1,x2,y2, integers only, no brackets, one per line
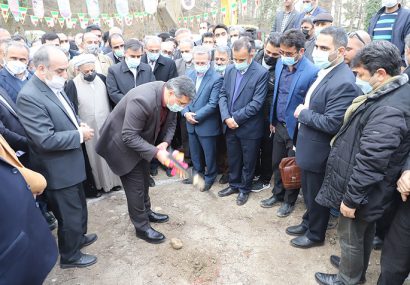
141,54,178,82
96,81,177,176
0,157,58,285
106,51,122,65
0,88,27,152
16,75,86,190
272,9,300,33
106,60,155,104
296,62,360,173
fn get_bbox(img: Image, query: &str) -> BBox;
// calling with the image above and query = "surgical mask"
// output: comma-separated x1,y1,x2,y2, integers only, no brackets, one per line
315,27,323,37
312,48,335,69
303,2,313,12
166,96,184,112
382,0,398,8
181,52,193,63
126,57,141,69
61,43,70,53
195,63,210,76
114,49,124,58
264,55,277,66
85,44,100,55
161,52,172,59
355,77,373,94
45,74,66,91
5,60,27,75
214,63,227,74
234,60,250,72
147,51,160,62
216,38,228,47
83,71,97,82
281,56,298,66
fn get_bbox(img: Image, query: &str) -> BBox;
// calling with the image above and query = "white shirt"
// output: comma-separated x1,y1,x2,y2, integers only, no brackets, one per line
149,60,156,71
196,75,204,92
0,94,17,116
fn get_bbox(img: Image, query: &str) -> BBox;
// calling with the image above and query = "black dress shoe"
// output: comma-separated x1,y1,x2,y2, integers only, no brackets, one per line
149,176,155,187
260,194,281,208
218,186,239,197
135,227,165,244
373,236,384,250
286,224,308,236
202,184,212,192
314,273,344,285
81,233,98,248
60,253,97,269
236,192,249,206
330,255,340,268
219,174,229,184
291,235,324,249
110,186,122,192
276,203,295,217
148,212,169,223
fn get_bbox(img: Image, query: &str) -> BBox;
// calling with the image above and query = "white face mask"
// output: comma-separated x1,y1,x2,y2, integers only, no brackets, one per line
382,0,398,8
5,60,27,75
181,52,193,63
61,43,70,53
45,74,66,91
216,38,228,47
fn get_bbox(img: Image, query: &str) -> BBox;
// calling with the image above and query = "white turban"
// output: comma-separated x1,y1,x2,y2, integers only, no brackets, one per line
72,54,96,69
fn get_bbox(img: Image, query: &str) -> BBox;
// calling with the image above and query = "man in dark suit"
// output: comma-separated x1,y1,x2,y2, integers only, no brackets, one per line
218,38,269,206
107,39,155,105
182,46,223,192
294,0,327,29
272,0,300,33
16,46,98,268
0,157,58,285
96,76,195,244
260,30,319,217
105,33,125,65
286,27,360,248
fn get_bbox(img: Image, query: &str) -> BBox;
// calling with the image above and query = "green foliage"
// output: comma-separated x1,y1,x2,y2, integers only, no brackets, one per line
364,0,382,30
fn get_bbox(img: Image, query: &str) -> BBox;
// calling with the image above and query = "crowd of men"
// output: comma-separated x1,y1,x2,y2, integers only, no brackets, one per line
2,0,410,284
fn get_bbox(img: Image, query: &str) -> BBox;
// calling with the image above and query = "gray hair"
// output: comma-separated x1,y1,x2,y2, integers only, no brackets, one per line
32,45,64,68
144,35,162,46
166,75,195,99
320,26,348,48
214,45,232,58
229,25,245,34
232,37,252,53
405,34,410,49
179,38,194,49
5,41,29,56
193,45,211,60
175,28,192,38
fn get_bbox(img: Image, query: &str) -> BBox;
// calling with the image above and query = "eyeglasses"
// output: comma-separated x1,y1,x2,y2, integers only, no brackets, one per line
162,50,173,55
348,32,366,46
279,50,298,57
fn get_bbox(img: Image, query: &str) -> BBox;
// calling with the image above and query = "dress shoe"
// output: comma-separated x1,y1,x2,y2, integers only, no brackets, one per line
286,224,308,236
330,255,340,268
81,233,98,248
236,192,249,206
219,174,229,184
218,187,238,197
110,186,122,192
148,211,169,223
182,178,193,184
290,235,324,249
135,227,165,244
314,273,344,285
202,184,212,192
260,195,282,208
60,253,97,269
276,203,295,217
149,176,155,187
373,236,384,250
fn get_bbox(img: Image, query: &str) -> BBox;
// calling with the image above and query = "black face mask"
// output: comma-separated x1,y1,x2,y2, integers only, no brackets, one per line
83,71,97,82
264,54,278,66
302,29,310,39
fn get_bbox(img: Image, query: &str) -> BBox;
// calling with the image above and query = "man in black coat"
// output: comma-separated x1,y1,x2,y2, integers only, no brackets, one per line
315,41,410,285
107,39,155,105
286,27,360,249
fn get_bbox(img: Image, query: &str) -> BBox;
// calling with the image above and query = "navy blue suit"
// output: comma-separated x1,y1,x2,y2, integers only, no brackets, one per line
219,61,269,193
0,158,58,285
296,62,360,242
182,68,222,185
0,68,32,103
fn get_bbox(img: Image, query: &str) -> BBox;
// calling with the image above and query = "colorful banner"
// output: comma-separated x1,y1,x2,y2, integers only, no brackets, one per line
8,0,19,21
44,16,54,27
0,4,9,22
107,17,114,28
115,14,123,26
19,7,28,23
231,1,238,25
57,0,72,19
58,17,65,28
32,0,44,18
50,11,59,21
124,14,133,26
30,15,39,26
241,0,247,14
86,0,100,18
115,0,128,17
66,17,78,29
79,17,89,29
203,12,208,21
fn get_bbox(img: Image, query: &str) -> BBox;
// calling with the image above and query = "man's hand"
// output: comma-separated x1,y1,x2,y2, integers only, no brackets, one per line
294,104,307,119
156,142,168,151
397,170,410,201
340,201,356,219
156,149,169,165
185,112,198,125
269,124,276,134
80,124,94,142
225,118,239,129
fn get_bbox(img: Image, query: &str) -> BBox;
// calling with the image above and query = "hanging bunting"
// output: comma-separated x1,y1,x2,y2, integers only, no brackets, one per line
255,0,261,8
57,0,72,19
19,7,28,24
115,14,123,26
196,15,201,23
32,0,44,18
189,15,194,27
115,0,128,17
0,4,9,22
100,13,108,24
211,11,217,22
58,17,65,28
68,17,78,29
86,0,100,19
181,0,195,10
91,17,101,26
50,11,59,22
183,16,188,26
203,13,208,21
79,17,89,29
107,17,114,28
30,15,39,26
8,0,19,21
143,0,157,15
231,1,238,25
44,16,55,27
241,0,247,14
124,14,133,26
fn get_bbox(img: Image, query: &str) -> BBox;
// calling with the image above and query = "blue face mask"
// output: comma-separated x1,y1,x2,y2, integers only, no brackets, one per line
303,2,313,12
194,63,210,76
356,77,373,94
234,60,250,72
166,95,184,112
125,57,140,69
147,51,160,62
312,49,334,69
281,56,298,66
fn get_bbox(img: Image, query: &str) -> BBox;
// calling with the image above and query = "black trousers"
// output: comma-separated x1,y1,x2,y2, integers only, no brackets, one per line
120,160,151,231
216,134,228,174
301,169,330,242
46,183,88,263
378,200,410,285
272,123,299,203
255,118,274,184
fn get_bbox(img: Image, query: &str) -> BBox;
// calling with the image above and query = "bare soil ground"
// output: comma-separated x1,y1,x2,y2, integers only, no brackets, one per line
45,170,382,285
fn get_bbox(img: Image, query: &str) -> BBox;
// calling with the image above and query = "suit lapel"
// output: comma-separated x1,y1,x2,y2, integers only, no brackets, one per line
232,63,254,104
0,92,18,117
285,59,305,109
284,11,297,30
194,71,210,104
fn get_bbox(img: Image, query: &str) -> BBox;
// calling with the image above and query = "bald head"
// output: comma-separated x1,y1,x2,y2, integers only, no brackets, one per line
0,28,11,41
345,30,372,66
